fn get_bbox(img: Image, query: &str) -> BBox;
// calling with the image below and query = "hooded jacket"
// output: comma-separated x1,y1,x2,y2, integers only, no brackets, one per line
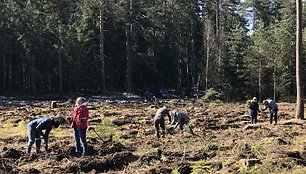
70,104,89,129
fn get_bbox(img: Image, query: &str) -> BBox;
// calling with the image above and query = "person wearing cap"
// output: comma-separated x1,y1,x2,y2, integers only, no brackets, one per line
71,97,89,156
26,117,61,154
262,99,278,124
153,106,171,139
170,110,194,135
249,97,260,124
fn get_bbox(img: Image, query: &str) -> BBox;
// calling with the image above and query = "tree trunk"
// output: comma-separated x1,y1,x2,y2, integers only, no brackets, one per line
258,55,262,100
273,59,276,101
204,19,212,90
68,62,72,95
126,0,132,92
191,2,196,90
48,61,51,95
125,26,132,92
296,0,304,119
191,26,196,89
30,55,36,93
176,44,181,90
252,0,256,29
100,0,106,93
21,52,26,92
8,46,12,93
2,46,6,92
216,0,221,67
58,48,63,95
205,35,209,91
57,17,63,95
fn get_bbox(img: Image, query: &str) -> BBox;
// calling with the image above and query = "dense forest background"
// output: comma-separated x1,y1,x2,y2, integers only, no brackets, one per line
0,0,305,101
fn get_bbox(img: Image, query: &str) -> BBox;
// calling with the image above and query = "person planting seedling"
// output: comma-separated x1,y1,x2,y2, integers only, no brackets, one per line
153,106,171,139
170,109,194,135
26,117,61,154
262,99,278,124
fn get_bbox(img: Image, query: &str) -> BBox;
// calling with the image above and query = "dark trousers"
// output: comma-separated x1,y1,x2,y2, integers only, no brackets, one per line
178,120,194,135
74,128,88,155
251,114,257,124
154,118,165,139
270,110,278,124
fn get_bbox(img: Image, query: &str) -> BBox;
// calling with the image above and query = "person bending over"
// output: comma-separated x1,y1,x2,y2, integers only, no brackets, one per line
26,117,60,154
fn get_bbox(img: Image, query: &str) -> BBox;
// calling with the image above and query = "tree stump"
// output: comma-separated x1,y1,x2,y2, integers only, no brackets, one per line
51,101,57,108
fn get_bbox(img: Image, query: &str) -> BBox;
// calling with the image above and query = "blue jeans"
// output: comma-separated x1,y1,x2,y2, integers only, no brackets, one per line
27,125,41,153
73,128,88,155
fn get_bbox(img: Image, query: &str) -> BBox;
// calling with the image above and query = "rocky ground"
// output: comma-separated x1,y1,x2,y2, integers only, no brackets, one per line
0,98,306,174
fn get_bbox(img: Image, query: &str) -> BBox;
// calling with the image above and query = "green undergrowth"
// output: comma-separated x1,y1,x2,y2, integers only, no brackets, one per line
191,160,213,174
90,118,125,144
245,162,306,174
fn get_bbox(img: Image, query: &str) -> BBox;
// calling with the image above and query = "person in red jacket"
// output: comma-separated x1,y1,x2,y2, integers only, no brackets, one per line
71,97,89,156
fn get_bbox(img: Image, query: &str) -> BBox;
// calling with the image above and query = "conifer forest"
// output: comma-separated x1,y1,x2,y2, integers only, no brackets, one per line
2,1,306,174
0,0,305,101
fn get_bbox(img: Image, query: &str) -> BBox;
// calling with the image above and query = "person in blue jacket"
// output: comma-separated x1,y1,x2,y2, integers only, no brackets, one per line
26,118,60,154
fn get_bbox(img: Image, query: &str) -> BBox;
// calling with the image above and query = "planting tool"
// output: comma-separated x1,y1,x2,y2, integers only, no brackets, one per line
88,127,104,142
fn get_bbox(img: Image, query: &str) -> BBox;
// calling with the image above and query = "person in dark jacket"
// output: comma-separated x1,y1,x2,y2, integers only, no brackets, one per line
70,97,89,156
26,118,60,154
170,110,194,135
262,99,278,124
153,106,171,139
249,97,260,124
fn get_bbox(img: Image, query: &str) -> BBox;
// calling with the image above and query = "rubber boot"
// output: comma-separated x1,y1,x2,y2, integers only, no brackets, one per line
26,145,32,154
188,125,194,135
35,138,41,153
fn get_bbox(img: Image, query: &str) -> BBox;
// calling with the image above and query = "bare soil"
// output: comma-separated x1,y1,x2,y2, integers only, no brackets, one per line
1,99,306,174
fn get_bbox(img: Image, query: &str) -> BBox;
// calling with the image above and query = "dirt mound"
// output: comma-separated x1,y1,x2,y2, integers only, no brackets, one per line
49,142,98,157
66,151,138,173
137,150,162,166
98,141,130,155
1,137,27,144
112,119,132,126
0,159,14,173
148,165,172,174
1,148,22,159
186,151,209,161
178,162,192,174
27,168,40,174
